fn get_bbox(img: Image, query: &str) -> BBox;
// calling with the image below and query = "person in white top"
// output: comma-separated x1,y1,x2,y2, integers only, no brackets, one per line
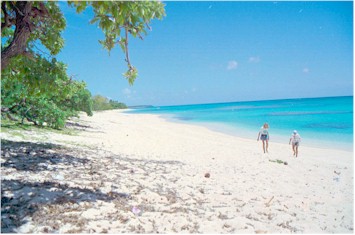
289,130,301,157
257,123,269,153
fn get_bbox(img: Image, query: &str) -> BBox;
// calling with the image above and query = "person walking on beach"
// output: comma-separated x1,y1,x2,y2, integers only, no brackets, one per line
257,123,269,153
289,130,301,157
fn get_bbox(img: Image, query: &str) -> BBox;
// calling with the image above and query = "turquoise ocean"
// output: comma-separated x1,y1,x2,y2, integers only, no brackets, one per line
126,96,353,151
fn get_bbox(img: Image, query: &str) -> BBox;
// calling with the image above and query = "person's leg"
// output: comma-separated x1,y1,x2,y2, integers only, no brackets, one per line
262,140,265,153
265,140,268,153
295,145,298,157
292,144,296,156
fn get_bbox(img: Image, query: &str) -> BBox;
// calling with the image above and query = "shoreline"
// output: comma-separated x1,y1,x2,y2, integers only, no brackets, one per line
1,109,353,233
147,111,353,153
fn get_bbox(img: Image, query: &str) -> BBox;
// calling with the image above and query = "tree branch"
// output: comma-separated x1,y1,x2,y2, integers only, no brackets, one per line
30,2,49,19
137,31,144,40
22,50,35,61
26,116,38,125
145,22,152,31
1,101,22,113
6,113,19,121
2,2,9,28
1,2,16,31
1,1,33,70
10,1,24,16
124,25,132,69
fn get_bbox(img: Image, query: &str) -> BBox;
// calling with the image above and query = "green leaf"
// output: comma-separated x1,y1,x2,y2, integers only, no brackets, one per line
123,67,138,86
86,1,166,85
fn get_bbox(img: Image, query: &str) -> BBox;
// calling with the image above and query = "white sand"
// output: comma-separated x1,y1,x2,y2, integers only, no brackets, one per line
1,110,353,233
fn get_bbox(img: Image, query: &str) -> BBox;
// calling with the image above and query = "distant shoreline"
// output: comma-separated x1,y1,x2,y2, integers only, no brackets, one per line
131,95,353,109
124,96,353,152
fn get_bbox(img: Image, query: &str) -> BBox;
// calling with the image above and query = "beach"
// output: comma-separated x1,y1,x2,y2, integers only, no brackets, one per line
1,110,353,233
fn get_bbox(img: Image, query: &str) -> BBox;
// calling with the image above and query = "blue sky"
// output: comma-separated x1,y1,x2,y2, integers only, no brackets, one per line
58,1,353,106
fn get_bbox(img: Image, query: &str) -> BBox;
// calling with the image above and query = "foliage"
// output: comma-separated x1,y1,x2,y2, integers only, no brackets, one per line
1,55,93,129
69,1,165,84
2,1,166,84
29,1,67,56
92,95,127,111
1,1,66,69
1,1,66,53
1,1,165,130
109,99,127,110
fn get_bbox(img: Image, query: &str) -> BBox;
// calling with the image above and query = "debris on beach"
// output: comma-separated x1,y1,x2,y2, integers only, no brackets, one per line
204,173,210,178
265,196,275,207
132,206,142,216
269,159,288,165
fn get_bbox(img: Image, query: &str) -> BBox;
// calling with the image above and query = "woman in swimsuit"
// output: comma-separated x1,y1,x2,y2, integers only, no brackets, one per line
257,123,269,153
289,130,301,157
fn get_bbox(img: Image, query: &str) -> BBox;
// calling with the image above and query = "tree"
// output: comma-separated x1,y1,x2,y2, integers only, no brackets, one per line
1,55,93,129
92,95,127,111
108,99,127,109
1,1,65,69
1,1,166,84
92,95,111,111
1,1,164,129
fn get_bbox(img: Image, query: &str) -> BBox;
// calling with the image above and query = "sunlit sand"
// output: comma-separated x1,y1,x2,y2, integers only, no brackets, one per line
1,110,353,233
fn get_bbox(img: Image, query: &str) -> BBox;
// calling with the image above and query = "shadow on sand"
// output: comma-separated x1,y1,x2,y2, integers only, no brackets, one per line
1,140,130,233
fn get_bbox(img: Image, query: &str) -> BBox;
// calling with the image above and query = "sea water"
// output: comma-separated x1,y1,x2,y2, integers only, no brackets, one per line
126,96,353,151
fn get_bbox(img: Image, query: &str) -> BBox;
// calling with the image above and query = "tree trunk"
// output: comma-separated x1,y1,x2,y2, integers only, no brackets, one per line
7,113,19,122
1,1,32,70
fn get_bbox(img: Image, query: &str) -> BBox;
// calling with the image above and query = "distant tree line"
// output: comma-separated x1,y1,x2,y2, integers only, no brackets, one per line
92,95,127,111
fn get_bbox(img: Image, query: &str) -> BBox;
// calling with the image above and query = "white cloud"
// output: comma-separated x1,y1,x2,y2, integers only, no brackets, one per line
122,88,134,99
227,60,238,70
249,56,260,63
183,88,197,94
123,88,131,95
302,68,310,73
